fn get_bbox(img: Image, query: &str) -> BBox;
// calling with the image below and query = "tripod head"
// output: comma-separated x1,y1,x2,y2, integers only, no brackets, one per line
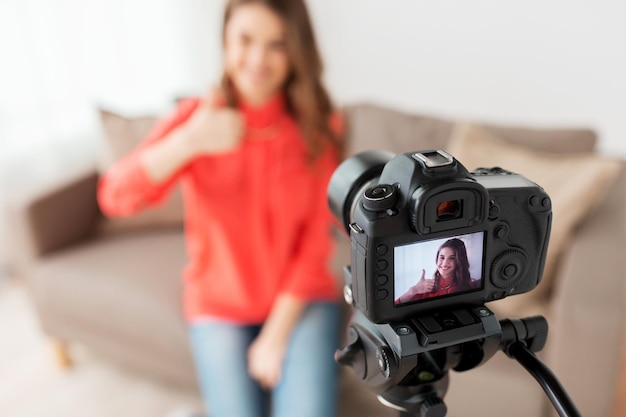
335,305,554,417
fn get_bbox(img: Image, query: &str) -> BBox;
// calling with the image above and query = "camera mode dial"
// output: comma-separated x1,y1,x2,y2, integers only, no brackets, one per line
363,184,398,212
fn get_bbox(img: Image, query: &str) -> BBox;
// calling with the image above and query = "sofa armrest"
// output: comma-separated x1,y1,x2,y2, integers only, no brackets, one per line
545,163,626,417
5,167,101,276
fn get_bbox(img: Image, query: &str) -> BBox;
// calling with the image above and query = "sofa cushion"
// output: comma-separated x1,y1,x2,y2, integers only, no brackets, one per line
98,109,185,232
342,104,454,157
480,122,597,154
341,103,597,159
31,228,195,385
447,122,621,317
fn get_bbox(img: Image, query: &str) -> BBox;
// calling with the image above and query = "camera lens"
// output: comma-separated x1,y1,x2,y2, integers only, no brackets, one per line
437,200,462,221
327,151,394,233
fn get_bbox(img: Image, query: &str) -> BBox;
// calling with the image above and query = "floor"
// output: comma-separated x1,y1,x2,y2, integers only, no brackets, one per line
0,277,202,417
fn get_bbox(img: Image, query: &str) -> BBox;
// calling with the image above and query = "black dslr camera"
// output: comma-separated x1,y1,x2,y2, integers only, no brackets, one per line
327,150,572,417
328,150,552,324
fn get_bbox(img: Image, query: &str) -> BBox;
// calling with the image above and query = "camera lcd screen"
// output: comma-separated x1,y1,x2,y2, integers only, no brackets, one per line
394,231,485,306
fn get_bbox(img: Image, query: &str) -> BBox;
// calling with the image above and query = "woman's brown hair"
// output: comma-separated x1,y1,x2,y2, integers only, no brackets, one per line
221,0,342,160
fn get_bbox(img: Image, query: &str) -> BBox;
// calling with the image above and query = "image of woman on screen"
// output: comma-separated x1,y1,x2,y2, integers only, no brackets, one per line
395,238,478,304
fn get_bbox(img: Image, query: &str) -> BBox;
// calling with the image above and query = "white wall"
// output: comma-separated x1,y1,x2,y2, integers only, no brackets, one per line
181,1,626,156
2,0,624,153
2,1,624,273
308,0,626,157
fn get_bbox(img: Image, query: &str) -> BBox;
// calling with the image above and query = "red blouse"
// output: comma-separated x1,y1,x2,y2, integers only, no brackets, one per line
98,94,340,323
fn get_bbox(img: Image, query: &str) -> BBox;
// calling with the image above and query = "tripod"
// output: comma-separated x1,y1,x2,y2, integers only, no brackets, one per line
335,306,581,417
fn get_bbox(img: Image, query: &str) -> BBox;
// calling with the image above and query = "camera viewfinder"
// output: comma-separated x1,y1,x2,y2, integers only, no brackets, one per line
437,200,463,221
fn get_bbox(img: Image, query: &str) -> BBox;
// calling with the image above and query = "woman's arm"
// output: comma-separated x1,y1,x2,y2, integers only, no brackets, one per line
140,89,244,183
247,293,306,389
98,89,243,217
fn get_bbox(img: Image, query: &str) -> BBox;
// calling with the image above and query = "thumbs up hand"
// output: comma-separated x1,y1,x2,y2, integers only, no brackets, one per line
182,86,244,156
414,269,434,293
395,269,435,304
406,269,434,297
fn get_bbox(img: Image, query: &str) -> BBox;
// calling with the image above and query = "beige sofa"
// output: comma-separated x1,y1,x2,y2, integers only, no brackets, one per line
6,103,625,417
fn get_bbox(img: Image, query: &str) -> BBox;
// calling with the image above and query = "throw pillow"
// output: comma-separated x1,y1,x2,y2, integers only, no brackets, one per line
446,122,621,316
98,109,184,232
342,104,453,157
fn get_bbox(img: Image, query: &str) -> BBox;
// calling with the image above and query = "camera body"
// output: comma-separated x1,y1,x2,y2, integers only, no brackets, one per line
328,150,552,324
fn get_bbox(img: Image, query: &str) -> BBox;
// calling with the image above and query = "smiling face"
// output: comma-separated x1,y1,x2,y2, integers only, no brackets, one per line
223,3,291,105
436,247,458,279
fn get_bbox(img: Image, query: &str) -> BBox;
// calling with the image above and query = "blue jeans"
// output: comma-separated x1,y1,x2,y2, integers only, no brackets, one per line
188,302,341,417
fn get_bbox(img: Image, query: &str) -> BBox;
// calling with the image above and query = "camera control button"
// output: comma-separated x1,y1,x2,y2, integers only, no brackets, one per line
488,202,500,219
530,196,540,206
363,184,398,212
376,244,388,255
504,264,518,277
376,260,388,271
349,223,364,234
491,250,528,289
376,289,388,300
495,224,509,239
376,274,388,285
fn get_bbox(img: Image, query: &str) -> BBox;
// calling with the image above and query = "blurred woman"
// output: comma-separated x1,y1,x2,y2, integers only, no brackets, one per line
98,1,343,416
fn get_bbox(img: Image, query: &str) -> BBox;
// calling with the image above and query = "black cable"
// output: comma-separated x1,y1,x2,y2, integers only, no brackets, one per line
507,342,582,417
